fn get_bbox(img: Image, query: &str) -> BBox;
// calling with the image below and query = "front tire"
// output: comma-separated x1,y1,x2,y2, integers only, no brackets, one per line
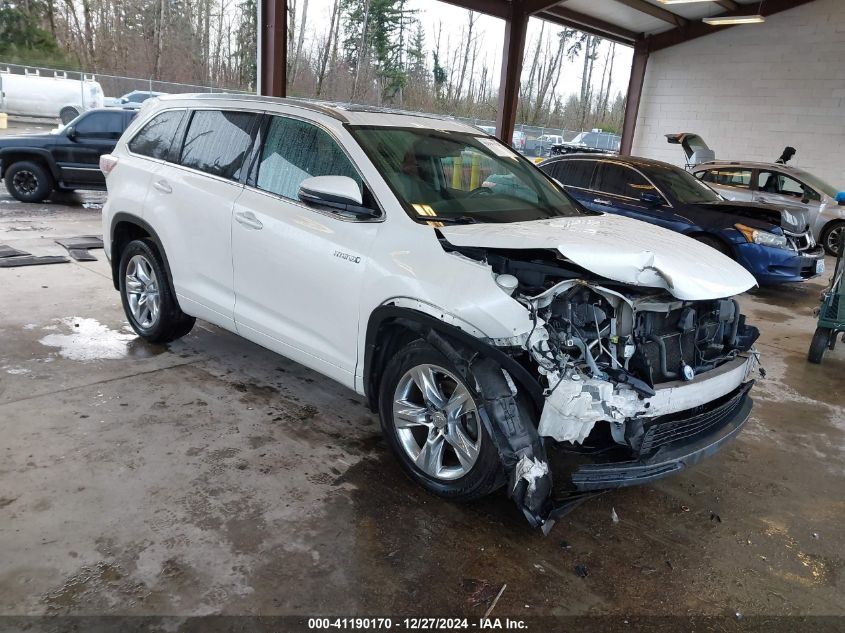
378,340,503,501
119,239,195,343
808,327,832,364
693,234,732,257
4,161,53,203
820,221,844,257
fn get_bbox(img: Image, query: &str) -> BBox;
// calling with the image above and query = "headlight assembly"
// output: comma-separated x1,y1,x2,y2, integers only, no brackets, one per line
735,224,789,249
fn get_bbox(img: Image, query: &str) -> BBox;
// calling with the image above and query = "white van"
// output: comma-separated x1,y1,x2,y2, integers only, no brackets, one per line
0,69,104,123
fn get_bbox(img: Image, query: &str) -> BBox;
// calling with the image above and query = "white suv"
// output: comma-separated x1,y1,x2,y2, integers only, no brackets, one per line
102,94,762,531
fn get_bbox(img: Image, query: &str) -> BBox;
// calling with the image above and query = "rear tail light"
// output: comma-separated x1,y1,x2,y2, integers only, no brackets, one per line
100,154,119,175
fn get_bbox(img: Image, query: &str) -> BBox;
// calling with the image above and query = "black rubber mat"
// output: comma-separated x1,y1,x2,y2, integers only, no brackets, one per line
0,255,70,268
55,235,104,261
0,245,28,258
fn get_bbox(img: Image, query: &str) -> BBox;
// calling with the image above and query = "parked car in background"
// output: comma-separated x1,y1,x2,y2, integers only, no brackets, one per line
525,134,564,157
0,108,136,202
667,132,845,256
550,130,620,156
511,130,526,152
476,125,496,136
0,69,104,124
101,94,762,531
693,162,845,256
541,154,825,285
103,90,166,109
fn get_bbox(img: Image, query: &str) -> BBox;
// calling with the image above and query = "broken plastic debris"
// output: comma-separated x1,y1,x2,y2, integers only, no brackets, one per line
513,455,549,497
611,507,620,524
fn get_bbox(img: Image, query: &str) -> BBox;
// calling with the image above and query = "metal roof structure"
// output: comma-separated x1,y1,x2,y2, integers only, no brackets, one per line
257,0,817,153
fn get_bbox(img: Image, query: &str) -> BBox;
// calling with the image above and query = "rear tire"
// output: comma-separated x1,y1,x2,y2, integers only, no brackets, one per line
693,234,732,257
60,106,80,124
118,239,195,343
378,340,504,501
820,221,844,257
808,327,832,364
4,161,53,203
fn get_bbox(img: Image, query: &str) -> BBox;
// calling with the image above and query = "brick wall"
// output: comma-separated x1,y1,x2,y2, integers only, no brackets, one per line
632,0,845,189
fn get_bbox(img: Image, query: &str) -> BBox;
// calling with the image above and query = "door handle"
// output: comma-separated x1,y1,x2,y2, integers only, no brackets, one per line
235,210,263,230
153,179,172,194
593,198,612,206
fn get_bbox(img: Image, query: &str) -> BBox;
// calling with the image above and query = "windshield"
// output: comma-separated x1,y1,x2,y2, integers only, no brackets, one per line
646,164,722,205
350,126,584,223
791,168,841,198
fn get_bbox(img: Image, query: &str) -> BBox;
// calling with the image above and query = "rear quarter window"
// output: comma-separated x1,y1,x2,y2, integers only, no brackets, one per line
178,110,257,180
128,110,185,160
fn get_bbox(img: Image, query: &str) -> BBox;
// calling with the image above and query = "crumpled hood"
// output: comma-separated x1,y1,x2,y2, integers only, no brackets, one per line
695,200,813,233
439,214,757,300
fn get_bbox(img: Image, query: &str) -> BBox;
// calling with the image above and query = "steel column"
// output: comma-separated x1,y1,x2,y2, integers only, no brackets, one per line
495,6,528,144
619,43,648,156
258,0,287,97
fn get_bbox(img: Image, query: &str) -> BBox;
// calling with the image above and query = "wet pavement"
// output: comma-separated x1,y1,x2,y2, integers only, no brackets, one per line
0,179,843,627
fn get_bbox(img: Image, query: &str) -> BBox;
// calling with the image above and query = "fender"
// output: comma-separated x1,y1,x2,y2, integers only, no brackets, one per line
109,213,177,295
363,305,544,414
0,147,61,180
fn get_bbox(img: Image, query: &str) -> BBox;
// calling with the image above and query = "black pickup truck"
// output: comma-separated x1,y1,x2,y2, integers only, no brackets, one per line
0,108,136,202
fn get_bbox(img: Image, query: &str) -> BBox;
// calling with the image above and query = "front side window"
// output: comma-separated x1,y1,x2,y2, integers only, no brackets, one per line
350,126,584,224
256,116,362,200
701,168,752,188
179,110,257,180
74,111,125,139
647,164,722,205
593,163,656,199
128,109,184,160
758,170,819,200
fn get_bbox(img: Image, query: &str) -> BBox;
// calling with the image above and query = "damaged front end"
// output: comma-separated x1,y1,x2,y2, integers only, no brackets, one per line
441,242,760,533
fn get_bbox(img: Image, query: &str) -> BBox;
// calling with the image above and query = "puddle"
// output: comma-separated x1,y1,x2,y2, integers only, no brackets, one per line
3,366,30,375
38,317,164,361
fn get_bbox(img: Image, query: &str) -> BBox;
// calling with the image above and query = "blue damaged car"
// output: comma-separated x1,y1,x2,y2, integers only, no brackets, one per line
540,155,825,285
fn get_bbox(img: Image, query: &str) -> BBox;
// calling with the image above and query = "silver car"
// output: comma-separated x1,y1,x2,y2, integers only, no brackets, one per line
665,134,845,256
692,162,845,256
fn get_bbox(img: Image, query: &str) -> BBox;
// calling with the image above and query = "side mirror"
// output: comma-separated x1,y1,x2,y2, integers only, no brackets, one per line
65,126,77,141
641,191,665,206
298,176,377,218
120,97,129,104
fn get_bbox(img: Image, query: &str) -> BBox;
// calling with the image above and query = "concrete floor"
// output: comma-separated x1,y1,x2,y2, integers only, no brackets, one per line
0,172,843,625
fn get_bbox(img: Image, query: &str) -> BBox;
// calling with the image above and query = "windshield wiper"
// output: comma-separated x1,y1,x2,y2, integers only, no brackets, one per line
412,214,479,224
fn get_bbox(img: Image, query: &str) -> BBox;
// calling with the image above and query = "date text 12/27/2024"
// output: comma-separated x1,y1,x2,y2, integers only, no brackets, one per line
307,618,528,630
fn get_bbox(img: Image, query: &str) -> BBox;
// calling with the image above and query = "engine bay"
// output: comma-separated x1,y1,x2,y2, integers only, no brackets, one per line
445,242,760,445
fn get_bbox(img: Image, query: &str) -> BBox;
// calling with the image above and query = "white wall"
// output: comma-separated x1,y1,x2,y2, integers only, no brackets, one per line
632,0,845,189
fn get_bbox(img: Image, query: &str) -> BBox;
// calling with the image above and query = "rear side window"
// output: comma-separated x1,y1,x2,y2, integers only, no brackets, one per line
128,110,184,160
179,110,257,180
74,111,125,139
593,163,656,198
551,160,595,189
701,168,752,188
255,116,361,200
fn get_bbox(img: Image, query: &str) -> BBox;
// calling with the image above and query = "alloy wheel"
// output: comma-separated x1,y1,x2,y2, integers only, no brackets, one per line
125,254,161,329
825,225,843,255
12,170,38,196
392,364,482,481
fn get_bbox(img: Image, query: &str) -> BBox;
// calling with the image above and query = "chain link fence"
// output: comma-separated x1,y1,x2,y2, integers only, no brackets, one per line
1,62,619,155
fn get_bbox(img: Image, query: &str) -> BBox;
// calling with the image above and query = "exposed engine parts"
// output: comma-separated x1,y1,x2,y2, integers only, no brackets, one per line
436,242,760,531
517,279,759,444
